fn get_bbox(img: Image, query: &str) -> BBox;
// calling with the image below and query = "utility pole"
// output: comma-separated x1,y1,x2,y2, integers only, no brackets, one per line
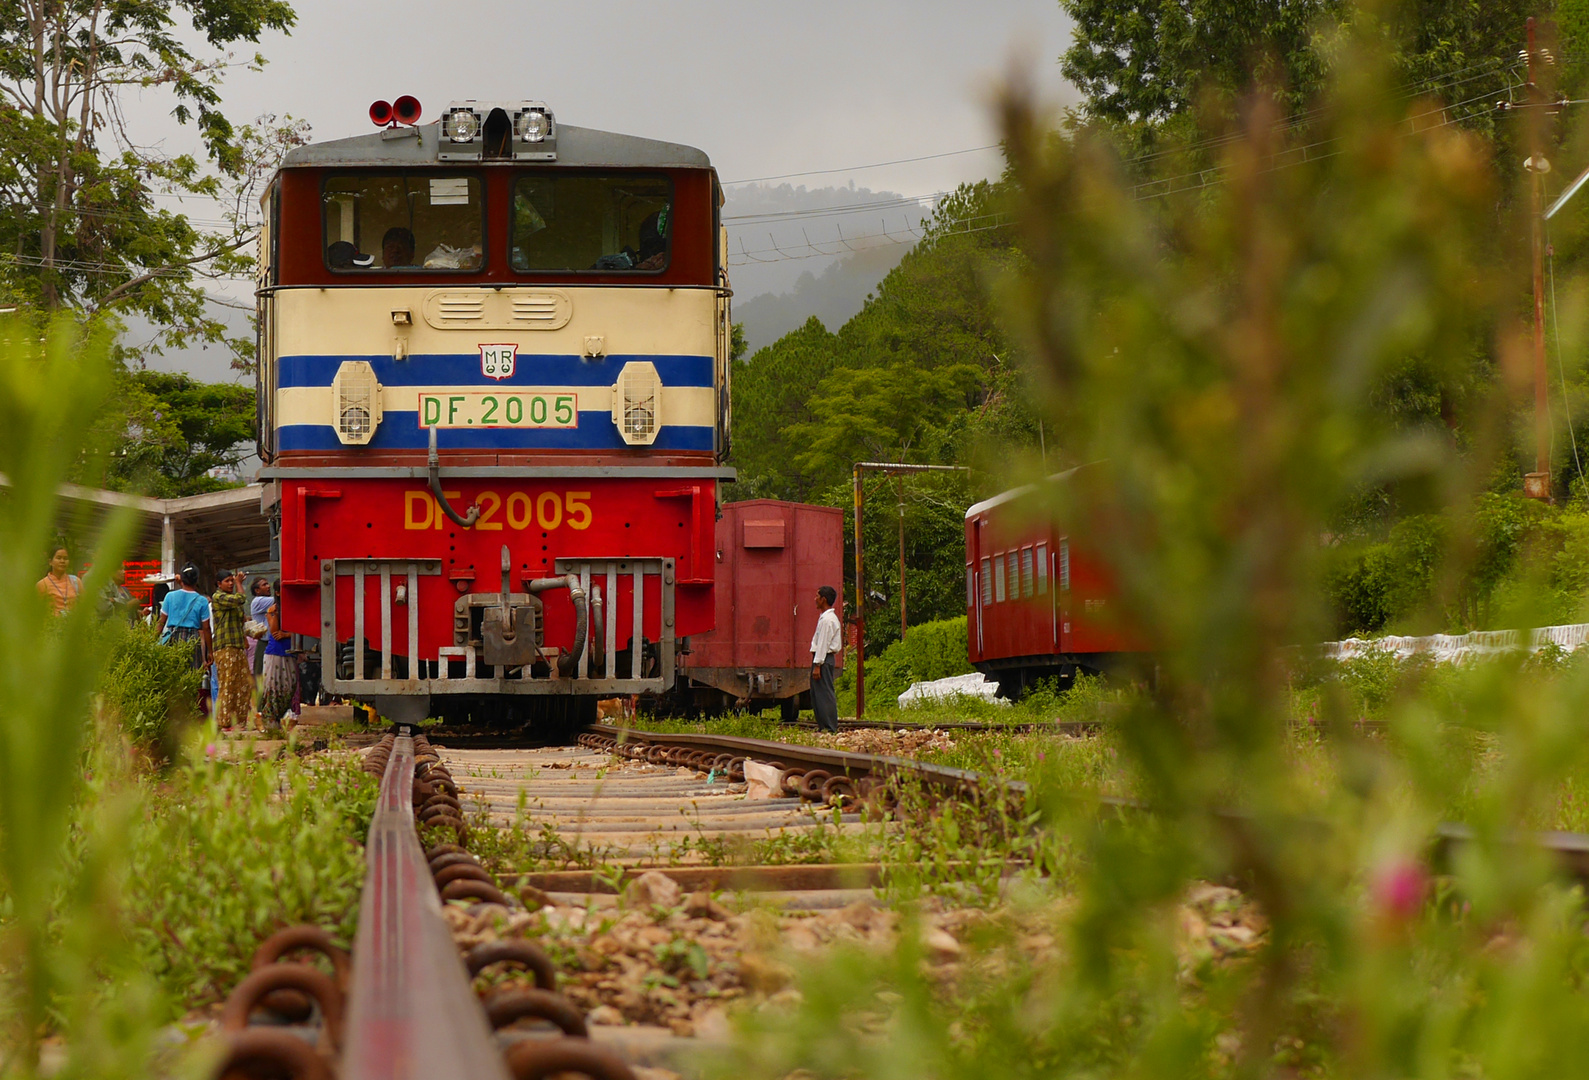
850,461,969,718
1525,16,1554,501
852,466,865,717
897,477,907,642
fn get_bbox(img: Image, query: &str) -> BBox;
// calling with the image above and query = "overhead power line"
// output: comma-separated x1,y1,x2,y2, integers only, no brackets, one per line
727,62,1521,266
724,191,948,226
721,145,1003,186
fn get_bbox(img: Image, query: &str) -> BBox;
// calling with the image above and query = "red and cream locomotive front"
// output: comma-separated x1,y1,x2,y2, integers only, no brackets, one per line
255,100,731,720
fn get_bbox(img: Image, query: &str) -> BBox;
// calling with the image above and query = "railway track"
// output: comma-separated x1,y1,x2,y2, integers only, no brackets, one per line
203,721,1589,1079
204,722,1018,1079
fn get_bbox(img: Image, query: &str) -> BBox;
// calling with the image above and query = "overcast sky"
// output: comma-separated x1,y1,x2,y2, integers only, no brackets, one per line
125,0,1077,379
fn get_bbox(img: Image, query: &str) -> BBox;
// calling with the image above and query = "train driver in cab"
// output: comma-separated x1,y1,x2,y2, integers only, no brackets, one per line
382,227,417,268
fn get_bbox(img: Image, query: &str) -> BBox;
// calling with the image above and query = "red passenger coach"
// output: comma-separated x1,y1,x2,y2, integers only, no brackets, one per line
256,98,733,729
965,474,1145,697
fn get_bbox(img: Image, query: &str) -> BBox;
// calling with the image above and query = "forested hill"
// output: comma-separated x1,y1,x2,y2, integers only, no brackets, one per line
727,181,1043,652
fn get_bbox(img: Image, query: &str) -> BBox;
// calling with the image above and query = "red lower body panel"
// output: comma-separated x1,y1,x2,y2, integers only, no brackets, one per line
277,477,715,660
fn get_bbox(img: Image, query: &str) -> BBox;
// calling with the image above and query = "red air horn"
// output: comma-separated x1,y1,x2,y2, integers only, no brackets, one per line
369,99,394,126
393,96,422,125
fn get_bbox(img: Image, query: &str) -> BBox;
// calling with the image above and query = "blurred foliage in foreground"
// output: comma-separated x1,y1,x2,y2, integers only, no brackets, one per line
0,318,376,1076
704,18,1589,1080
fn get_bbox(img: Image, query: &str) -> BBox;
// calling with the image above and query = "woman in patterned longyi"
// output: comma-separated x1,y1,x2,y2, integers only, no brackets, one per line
260,579,298,730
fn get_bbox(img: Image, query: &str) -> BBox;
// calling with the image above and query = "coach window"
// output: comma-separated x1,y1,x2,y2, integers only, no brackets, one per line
980,558,993,605
994,553,1006,603
1059,539,1071,592
1035,542,1049,594
511,173,672,273
1021,547,1035,598
322,173,484,271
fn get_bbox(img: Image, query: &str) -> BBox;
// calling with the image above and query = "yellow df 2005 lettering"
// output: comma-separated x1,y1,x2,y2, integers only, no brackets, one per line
403,490,594,531
404,490,433,529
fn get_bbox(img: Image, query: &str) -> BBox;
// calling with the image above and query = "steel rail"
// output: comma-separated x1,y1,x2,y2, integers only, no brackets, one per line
588,724,1589,893
342,733,511,1080
590,722,1013,798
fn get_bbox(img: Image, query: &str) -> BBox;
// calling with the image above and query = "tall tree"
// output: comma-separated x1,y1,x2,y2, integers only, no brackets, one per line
106,371,253,496
1061,0,1341,131
1061,0,1553,159
0,0,297,365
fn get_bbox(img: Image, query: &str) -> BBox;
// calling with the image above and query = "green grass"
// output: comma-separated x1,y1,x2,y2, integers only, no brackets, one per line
117,740,378,1013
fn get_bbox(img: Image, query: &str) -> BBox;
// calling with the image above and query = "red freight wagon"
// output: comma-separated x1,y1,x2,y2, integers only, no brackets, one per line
677,500,843,718
964,473,1145,696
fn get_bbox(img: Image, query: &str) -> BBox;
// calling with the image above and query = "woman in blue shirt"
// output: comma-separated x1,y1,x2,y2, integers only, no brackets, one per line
156,566,212,670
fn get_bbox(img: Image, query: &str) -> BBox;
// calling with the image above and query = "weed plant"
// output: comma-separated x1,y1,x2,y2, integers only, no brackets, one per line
0,316,148,1077
0,318,380,1075
95,620,202,759
701,22,1589,1080
120,745,376,1011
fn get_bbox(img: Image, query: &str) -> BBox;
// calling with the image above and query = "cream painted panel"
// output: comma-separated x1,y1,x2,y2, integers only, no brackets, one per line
277,385,717,428
274,287,715,357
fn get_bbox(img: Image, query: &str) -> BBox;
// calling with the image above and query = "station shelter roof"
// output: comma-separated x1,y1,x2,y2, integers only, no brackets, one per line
0,478,271,583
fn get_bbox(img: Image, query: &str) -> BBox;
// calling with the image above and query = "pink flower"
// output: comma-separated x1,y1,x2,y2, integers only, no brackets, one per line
1036,752,1046,762
205,742,219,759
1373,859,1427,921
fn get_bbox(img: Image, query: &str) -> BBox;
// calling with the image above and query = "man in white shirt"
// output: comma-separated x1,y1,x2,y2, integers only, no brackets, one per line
809,585,842,732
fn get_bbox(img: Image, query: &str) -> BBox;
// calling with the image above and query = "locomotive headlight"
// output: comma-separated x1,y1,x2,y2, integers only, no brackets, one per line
331,361,383,446
445,108,480,142
611,361,662,446
517,109,549,142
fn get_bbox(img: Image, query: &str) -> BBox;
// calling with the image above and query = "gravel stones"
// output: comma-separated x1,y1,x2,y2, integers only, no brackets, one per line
437,876,1268,1038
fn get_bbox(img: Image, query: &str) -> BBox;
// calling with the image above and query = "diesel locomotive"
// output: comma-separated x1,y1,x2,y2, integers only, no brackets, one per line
255,98,733,727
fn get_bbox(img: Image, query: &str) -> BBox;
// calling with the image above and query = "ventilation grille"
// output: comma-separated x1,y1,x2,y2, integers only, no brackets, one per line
431,294,485,325
612,361,661,446
511,295,562,323
422,289,571,330
331,361,382,445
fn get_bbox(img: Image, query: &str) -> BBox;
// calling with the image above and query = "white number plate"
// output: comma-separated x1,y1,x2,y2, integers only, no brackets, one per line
418,392,578,429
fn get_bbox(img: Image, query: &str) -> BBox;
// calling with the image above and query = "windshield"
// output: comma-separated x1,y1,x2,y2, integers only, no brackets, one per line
322,173,484,271
511,173,672,273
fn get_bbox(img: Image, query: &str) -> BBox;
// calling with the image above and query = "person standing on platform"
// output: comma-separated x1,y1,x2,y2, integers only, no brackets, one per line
157,568,212,712
37,545,81,616
260,580,298,730
247,576,272,675
809,585,843,733
210,571,251,731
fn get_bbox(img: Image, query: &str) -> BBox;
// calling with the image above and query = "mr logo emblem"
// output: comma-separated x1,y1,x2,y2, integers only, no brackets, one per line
479,343,517,380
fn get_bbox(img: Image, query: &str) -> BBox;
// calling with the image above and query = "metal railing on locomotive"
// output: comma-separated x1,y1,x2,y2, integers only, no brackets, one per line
851,461,969,718
318,548,676,699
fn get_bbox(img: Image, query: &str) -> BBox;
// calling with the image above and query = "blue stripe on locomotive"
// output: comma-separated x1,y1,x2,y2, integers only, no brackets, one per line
278,413,714,451
278,353,715,389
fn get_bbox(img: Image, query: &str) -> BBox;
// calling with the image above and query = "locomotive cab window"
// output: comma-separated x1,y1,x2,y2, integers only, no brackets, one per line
511,173,672,273
322,173,483,271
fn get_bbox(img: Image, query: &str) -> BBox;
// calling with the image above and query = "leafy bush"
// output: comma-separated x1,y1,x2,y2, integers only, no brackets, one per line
1324,514,1445,633
123,752,377,1010
865,616,973,705
1323,491,1589,636
95,621,202,756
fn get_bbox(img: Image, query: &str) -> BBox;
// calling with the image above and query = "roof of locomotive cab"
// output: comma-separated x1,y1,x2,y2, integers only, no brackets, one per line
279,121,712,170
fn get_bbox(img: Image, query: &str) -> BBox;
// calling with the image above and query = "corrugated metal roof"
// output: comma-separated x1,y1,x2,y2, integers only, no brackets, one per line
282,121,712,169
